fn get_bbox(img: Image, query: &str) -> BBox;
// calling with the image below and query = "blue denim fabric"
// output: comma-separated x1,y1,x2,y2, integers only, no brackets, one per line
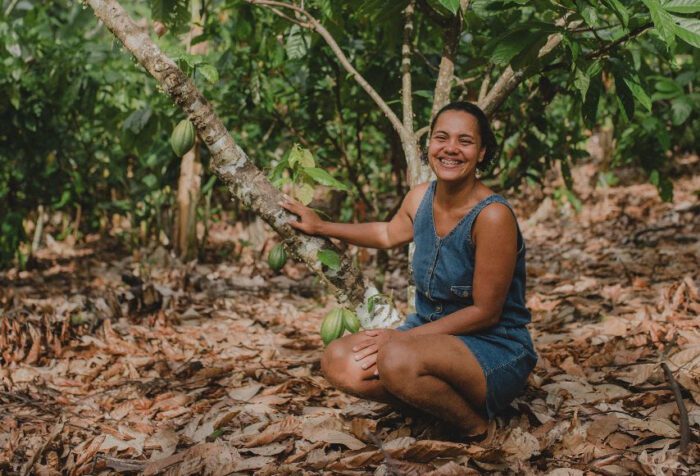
397,181,537,419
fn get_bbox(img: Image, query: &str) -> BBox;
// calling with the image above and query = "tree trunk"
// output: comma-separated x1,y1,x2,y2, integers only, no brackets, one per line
175,138,202,259
86,0,400,327
174,1,206,260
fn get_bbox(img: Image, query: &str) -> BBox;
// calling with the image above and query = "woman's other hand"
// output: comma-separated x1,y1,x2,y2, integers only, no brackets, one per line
351,329,400,376
280,197,324,235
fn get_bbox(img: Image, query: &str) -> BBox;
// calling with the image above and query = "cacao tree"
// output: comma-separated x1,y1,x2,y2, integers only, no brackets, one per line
1,0,697,286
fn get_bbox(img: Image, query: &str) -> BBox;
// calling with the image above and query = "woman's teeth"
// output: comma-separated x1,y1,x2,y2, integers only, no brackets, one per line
439,158,461,166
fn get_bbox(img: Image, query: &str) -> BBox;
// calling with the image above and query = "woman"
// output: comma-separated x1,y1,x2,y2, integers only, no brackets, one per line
281,102,537,436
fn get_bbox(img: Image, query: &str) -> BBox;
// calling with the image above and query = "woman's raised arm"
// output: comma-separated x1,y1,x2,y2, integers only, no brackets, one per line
280,184,427,249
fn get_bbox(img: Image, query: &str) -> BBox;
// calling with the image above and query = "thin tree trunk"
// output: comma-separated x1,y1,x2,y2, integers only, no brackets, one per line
175,1,205,259
86,0,400,327
175,137,202,259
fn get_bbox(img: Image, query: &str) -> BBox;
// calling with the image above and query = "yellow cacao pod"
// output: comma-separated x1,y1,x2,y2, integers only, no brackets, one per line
320,308,345,346
170,119,195,157
342,309,361,333
267,244,287,271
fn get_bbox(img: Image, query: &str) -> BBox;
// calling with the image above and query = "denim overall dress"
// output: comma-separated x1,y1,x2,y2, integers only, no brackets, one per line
398,181,537,419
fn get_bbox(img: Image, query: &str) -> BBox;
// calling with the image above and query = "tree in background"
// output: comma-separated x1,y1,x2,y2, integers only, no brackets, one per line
1,1,698,298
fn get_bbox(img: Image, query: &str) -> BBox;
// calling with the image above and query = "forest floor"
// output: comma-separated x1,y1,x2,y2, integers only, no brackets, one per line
1,158,699,475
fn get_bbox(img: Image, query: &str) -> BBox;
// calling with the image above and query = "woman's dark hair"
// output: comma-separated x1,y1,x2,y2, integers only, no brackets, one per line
423,101,498,173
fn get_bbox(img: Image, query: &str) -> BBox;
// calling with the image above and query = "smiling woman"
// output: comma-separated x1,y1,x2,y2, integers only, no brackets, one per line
282,101,536,438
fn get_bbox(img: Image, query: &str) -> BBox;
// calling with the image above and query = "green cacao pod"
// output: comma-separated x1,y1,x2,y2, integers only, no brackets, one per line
320,308,345,346
170,119,195,157
267,244,287,271
342,309,361,333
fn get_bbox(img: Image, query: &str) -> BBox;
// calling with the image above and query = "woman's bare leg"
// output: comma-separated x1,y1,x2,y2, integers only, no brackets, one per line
376,334,489,436
321,332,489,435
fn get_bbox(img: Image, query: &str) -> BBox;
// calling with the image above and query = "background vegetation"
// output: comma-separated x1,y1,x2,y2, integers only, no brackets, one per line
1,0,698,266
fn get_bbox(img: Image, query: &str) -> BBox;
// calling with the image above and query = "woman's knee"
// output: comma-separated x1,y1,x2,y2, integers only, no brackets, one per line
377,338,419,390
320,336,363,389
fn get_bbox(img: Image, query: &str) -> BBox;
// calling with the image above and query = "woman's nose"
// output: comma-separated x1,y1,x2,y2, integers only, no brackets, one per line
444,140,458,154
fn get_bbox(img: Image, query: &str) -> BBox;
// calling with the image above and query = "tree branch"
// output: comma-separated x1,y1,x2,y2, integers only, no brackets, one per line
479,20,651,118
542,23,654,74
85,0,377,312
402,0,416,134
429,1,468,120
661,362,691,454
248,0,409,140
478,29,564,118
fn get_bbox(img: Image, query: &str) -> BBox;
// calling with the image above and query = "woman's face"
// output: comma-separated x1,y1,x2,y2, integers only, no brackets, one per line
427,110,485,183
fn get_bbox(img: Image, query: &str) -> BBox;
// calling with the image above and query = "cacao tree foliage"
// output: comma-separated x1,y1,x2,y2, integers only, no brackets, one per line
1,0,698,266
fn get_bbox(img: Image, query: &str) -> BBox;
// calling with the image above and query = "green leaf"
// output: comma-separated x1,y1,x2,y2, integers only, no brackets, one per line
123,107,152,134
582,73,603,128
663,0,700,14
317,249,341,271
623,74,652,112
488,27,552,66
573,67,590,101
654,76,683,95
288,144,314,169
602,0,630,27
671,98,693,124
649,170,673,202
303,168,349,191
149,0,190,34
642,0,677,47
294,183,314,205
300,149,315,168
198,64,219,84
286,25,308,60
671,15,700,48
438,0,460,15
614,74,635,121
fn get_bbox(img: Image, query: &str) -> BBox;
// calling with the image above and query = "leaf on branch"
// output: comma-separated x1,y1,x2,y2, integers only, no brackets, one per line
317,249,341,271
303,168,348,191
198,64,219,84
149,0,191,34
486,23,556,68
602,0,630,28
123,107,152,134
288,144,315,169
671,97,693,125
438,0,461,16
286,25,308,60
671,15,700,48
663,0,700,14
643,0,678,48
294,183,315,205
582,71,603,129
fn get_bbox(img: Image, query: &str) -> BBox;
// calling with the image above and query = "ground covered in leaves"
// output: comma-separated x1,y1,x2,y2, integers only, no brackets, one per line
2,159,699,475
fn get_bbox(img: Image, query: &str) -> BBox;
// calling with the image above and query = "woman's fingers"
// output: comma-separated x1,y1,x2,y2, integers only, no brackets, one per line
351,337,376,352
356,353,377,371
352,343,377,362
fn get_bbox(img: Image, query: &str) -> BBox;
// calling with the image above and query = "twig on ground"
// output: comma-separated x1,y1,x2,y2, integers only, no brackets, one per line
660,362,690,453
20,417,65,476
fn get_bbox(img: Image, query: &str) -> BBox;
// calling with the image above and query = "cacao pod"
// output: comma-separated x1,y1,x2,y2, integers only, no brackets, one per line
342,309,361,333
267,244,287,271
320,308,345,345
170,119,195,157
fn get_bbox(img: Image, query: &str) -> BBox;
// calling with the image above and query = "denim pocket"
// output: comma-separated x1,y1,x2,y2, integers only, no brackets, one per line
449,285,472,298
